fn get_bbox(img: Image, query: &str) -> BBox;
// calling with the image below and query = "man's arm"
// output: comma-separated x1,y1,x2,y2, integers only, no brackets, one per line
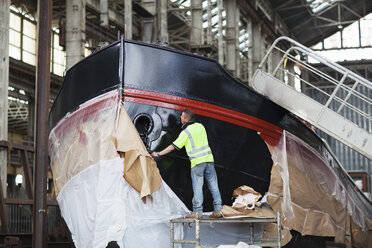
151,145,175,158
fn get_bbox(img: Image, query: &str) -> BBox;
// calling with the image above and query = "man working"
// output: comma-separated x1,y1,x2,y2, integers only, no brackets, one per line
151,109,223,219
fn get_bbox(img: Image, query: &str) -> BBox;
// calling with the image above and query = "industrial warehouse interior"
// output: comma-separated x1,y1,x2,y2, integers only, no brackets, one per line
0,0,371,247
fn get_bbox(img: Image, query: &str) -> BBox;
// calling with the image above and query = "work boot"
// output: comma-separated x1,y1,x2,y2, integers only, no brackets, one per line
185,212,202,219
209,212,223,218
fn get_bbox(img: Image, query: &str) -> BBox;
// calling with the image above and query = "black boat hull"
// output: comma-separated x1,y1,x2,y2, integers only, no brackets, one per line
49,39,372,247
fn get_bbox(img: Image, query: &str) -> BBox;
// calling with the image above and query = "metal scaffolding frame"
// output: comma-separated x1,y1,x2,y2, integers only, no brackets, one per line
170,212,281,248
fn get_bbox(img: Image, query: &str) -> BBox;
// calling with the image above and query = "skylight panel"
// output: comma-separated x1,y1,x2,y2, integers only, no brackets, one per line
307,0,336,14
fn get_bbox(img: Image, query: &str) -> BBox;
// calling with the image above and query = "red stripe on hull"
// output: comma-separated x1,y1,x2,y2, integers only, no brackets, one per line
124,88,283,146
52,91,119,138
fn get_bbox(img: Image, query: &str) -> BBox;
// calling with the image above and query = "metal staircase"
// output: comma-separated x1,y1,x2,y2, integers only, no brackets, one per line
252,36,372,160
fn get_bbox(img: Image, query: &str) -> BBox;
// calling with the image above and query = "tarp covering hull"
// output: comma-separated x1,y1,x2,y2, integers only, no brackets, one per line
57,157,187,248
266,132,372,247
49,90,188,247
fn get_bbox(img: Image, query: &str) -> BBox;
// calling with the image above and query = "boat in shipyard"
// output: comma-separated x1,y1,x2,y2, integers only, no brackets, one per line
48,37,372,248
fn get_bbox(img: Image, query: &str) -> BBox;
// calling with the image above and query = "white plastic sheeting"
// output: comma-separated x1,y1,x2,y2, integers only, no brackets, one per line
57,157,188,248
271,131,366,231
232,194,260,210
271,131,294,221
49,89,189,247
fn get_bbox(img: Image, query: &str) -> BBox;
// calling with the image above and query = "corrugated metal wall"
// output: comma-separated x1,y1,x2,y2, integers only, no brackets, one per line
306,85,372,194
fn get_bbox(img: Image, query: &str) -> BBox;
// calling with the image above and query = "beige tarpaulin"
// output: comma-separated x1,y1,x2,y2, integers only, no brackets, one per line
49,91,162,202
221,185,280,244
115,105,161,203
232,185,262,200
221,185,274,219
222,205,276,219
264,131,372,248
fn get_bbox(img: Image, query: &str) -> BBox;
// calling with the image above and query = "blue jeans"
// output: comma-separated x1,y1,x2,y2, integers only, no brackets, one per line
191,162,222,213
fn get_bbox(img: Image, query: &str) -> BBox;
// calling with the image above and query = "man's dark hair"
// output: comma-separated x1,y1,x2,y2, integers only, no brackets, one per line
182,109,195,122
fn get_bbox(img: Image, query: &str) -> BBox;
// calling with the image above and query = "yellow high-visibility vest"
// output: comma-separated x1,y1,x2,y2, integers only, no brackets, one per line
173,122,214,167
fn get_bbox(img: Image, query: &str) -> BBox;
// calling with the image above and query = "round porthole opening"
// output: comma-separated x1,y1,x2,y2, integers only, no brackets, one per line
133,113,154,136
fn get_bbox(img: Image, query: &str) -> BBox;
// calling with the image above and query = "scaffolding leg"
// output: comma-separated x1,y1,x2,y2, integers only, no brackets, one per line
250,222,253,244
277,212,281,248
170,222,174,248
195,219,201,248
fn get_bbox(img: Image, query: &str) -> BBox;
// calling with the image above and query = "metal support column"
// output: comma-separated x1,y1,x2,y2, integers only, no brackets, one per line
288,62,295,87
142,20,155,43
267,38,273,74
301,63,309,91
207,0,212,45
251,21,261,79
235,5,240,78
246,17,253,82
27,95,35,142
0,175,9,233
217,0,224,65
159,0,168,43
0,0,10,196
262,34,268,71
225,0,237,76
241,26,249,81
33,0,52,247
141,0,157,43
100,0,108,27
191,0,203,46
272,47,283,81
66,0,86,70
124,0,132,39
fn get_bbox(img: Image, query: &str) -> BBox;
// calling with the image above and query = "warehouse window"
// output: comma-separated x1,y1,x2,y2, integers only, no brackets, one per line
9,7,66,76
22,18,36,65
342,21,360,48
307,0,336,14
9,10,36,66
52,31,66,77
9,12,21,60
310,13,372,62
360,14,372,47
323,31,341,49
